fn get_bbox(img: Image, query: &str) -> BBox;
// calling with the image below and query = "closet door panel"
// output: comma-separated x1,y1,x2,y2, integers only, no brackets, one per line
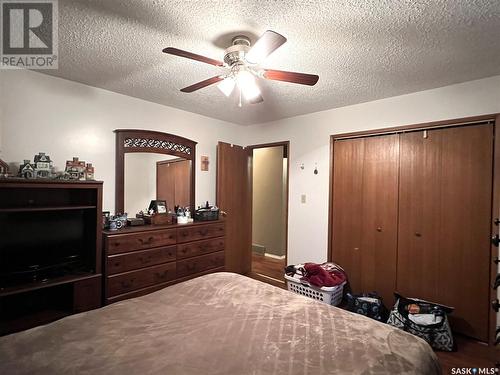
397,125,493,341
360,135,399,305
332,135,399,305
332,138,364,293
397,131,441,301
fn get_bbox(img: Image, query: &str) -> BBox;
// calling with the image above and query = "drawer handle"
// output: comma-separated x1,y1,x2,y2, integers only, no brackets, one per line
139,237,154,245
186,263,197,271
181,248,188,253
199,229,209,236
155,271,169,280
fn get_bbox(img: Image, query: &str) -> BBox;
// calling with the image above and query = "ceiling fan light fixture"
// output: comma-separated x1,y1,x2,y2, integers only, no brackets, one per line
245,44,267,64
217,77,235,97
237,70,261,100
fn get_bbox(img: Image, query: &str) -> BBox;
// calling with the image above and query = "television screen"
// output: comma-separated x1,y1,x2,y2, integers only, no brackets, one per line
0,210,92,285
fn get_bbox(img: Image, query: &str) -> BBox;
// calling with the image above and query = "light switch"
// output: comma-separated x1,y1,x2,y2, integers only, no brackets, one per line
301,194,306,204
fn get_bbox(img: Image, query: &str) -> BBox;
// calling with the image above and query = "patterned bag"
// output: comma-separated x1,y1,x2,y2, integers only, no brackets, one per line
346,292,389,322
387,293,454,351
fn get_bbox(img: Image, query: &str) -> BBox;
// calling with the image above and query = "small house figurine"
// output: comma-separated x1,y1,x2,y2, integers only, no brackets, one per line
19,159,36,179
0,158,9,177
85,163,95,180
65,157,86,180
33,152,53,178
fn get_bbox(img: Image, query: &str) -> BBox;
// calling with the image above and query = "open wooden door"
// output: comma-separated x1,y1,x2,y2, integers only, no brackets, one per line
216,142,252,274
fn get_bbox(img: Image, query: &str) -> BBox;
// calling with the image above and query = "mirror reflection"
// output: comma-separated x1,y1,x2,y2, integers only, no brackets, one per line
124,153,192,215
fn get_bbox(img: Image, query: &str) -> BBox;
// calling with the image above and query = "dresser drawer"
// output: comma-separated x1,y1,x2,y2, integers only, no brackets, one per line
106,229,176,254
176,251,225,278
177,223,225,243
177,238,224,259
107,246,176,275
107,262,176,297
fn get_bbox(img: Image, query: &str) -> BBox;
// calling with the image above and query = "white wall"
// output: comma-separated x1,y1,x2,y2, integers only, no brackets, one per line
241,75,500,265
0,70,244,212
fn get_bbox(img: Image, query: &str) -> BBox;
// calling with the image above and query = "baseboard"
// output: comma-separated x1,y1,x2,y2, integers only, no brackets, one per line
264,253,285,260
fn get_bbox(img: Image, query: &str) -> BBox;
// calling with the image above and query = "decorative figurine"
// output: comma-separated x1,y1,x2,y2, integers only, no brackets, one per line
18,153,55,179
33,152,53,178
85,163,95,180
0,158,9,177
19,159,36,179
65,157,86,180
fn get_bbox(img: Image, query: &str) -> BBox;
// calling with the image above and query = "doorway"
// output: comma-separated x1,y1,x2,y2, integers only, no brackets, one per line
249,142,289,284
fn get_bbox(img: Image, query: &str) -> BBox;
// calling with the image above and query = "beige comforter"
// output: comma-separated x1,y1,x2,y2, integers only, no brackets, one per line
0,272,440,374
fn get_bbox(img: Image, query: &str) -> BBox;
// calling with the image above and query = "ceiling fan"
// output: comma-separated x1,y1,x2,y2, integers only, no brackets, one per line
162,30,319,105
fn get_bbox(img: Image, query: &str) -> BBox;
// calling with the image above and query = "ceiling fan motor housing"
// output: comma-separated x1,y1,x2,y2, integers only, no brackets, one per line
224,35,251,66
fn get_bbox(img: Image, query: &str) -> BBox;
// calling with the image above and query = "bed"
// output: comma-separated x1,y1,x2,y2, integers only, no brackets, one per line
0,272,440,374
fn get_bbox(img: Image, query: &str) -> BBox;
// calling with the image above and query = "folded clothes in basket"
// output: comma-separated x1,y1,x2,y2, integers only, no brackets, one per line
285,262,347,288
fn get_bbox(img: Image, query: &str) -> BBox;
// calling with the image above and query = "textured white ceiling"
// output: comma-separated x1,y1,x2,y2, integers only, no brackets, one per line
43,0,500,125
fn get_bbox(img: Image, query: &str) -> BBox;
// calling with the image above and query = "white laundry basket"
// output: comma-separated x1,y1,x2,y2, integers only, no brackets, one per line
284,274,345,306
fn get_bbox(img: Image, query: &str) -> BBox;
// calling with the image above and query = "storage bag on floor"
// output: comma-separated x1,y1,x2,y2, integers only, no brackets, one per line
346,292,389,322
387,293,454,351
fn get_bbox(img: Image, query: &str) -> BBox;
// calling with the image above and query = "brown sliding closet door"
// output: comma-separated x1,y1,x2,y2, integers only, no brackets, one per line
397,125,493,341
332,134,399,305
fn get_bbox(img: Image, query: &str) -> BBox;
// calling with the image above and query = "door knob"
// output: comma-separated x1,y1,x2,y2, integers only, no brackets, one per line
492,299,500,312
415,232,422,237
492,235,500,247
376,227,382,232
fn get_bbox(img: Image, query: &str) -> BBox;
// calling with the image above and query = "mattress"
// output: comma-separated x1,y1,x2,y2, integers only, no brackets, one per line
0,272,440,374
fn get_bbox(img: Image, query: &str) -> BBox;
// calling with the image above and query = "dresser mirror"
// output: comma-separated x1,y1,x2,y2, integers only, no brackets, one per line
115,129,197,215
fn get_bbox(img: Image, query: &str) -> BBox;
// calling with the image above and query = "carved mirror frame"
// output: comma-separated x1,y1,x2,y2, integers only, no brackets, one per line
115,129,197,214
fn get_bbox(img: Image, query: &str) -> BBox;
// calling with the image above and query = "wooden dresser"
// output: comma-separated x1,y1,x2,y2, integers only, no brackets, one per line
102,220,225,304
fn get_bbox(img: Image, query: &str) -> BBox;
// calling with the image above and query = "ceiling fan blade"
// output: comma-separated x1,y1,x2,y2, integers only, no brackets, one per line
180,76,224,93
163,47,224,67
263,69,319,86
249,93,264,104
245,30,287,64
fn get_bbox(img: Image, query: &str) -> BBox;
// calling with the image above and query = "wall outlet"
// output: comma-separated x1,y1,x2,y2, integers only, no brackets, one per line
301,194,306,204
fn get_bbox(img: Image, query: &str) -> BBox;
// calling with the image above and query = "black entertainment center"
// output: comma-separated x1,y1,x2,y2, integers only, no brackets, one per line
0,180,103,335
